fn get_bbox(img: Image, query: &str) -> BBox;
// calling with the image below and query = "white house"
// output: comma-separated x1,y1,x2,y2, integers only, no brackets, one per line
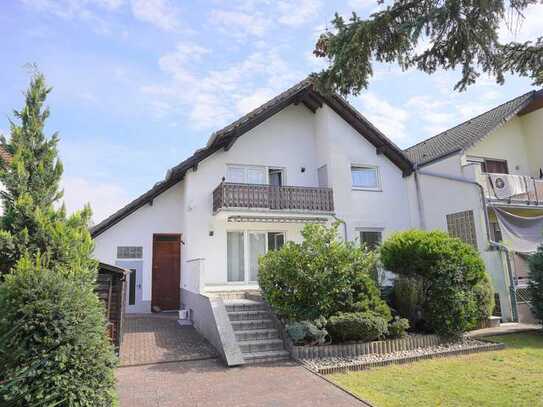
91,79,415,315
405,89,543,323
90,79,542,364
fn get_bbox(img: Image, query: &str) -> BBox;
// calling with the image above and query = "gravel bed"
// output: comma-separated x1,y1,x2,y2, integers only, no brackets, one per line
301,338,498,372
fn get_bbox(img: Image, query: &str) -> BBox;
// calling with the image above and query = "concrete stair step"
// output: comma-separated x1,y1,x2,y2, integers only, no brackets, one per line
227,310,270,321
235,328,279,342
224,300,267,312
239,339,284,353
231,319,275,331
243,350,290,364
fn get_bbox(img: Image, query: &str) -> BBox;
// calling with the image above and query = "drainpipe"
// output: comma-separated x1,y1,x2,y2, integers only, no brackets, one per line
413,165,426,229
333,216,348,241
417,169,519,321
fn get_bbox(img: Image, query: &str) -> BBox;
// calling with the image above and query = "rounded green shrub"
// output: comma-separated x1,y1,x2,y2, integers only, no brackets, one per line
392,275,425,326
286,318,328,346
0,260,118,406
381,230,493,337
387,316,410,339
529,245,543,324
259,222,391,322
327,312,388,343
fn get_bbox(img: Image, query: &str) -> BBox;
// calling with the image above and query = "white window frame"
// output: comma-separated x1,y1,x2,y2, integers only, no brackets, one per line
226,230,286,284
356,227,384,250
115,245,144,260
351,164,381,191
226,164,287,185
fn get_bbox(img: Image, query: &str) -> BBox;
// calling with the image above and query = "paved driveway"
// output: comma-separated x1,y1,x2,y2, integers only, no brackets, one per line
116,358,365,406
120,314,217,366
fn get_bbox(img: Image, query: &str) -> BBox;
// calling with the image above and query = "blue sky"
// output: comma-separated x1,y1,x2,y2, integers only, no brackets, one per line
0,0,541,223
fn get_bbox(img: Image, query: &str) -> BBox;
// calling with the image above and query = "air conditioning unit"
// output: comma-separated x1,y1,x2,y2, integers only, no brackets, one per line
178,309,189,320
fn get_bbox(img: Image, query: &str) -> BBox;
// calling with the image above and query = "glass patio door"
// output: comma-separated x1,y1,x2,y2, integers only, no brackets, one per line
227,231,272,283
248,232,266,282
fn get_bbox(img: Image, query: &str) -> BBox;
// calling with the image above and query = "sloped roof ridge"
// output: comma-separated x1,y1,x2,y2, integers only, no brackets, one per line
405,90,535,153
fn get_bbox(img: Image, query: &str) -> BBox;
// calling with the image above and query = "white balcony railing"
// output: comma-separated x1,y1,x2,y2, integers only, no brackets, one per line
479,173,543,205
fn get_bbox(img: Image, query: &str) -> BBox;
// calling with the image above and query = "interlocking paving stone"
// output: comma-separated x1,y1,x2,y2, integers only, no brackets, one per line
116,359,365,406
120,314,217,366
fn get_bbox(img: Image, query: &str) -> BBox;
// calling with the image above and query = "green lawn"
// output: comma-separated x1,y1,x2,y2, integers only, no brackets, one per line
330,332,543,407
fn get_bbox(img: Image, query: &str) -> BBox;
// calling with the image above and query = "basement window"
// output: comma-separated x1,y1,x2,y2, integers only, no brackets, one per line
359,230,382,251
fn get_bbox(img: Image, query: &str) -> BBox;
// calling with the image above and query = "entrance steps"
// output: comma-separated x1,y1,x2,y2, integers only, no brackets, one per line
225,299,289,364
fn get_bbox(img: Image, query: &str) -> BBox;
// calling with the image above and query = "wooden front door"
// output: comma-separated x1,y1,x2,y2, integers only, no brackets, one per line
152,234,181,311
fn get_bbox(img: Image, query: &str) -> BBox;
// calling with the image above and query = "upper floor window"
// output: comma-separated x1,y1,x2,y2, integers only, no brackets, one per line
226,165,284,185
351,165,380,190
482,159,508,174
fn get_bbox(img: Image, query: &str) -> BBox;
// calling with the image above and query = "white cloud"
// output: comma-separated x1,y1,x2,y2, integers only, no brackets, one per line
142,43,303,129
130,0,181,31
19,0,119,33
348,0,379,10
406,95,455,137
277,0,322,27
20,0,124,16
209,10,270,38
235,88,275,114
499,3,543,44
355,92,408,141
62,176,131,224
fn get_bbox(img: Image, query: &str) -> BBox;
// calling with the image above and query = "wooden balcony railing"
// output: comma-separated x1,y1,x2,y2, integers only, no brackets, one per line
212,182,334,213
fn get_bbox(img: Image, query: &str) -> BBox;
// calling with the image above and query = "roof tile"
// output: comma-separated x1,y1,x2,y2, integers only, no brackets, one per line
405,91,536,166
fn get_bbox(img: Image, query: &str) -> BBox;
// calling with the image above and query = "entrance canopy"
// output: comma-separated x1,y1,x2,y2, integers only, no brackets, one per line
494,207,543,253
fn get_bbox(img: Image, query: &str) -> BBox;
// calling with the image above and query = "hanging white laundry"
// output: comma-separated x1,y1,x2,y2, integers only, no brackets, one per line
494,207,543,253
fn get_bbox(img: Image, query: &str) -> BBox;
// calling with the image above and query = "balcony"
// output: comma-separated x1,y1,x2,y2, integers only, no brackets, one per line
479,173,543,206
212,182,334,214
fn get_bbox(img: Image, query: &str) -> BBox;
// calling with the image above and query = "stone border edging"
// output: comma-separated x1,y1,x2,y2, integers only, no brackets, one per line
290,334,444,359
304,342,505,375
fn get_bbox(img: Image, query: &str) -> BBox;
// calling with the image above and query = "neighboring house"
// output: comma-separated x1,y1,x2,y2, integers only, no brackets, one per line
405,89,543,323
91,79,414,317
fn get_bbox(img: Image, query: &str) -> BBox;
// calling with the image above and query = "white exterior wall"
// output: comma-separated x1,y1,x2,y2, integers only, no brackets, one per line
314,105,414,241
181,104,321,290
520,108,543,177
467,109,543,179
93,182,185,311
93,101,418,309
467,117,531,176
416,154,489,250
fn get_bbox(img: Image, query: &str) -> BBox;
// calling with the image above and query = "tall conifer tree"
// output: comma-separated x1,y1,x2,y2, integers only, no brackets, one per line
0,73,95,280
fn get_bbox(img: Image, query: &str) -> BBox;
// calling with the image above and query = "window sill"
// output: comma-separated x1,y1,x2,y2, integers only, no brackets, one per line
352,187,382,192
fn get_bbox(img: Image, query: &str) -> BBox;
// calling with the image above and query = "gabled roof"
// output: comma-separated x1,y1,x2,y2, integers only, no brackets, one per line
405,90,543,166
91,78,413,238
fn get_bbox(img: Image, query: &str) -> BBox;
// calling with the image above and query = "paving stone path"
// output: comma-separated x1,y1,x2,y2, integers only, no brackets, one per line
120,314,217,366
117,358,366,406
